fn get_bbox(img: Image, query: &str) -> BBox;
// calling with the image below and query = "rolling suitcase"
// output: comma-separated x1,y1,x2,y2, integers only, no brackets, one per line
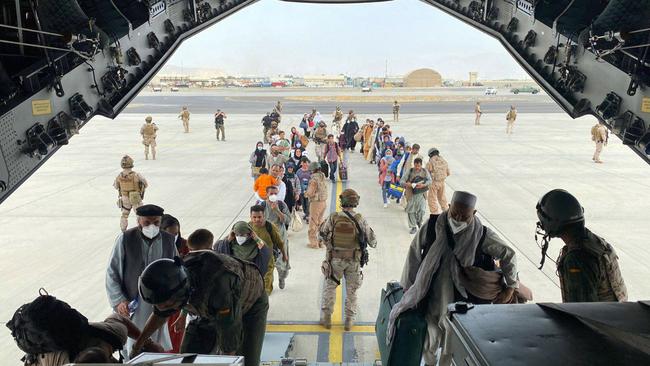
375,281,426,366
339,162,348,181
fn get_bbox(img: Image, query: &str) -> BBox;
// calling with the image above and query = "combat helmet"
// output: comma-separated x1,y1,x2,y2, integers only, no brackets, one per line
428,148,440,157
535,189,585,269
340,189,360,208
139,257,190,307
308,162,321,172
536,189,584,237
145,116,152,122
121,155,134,168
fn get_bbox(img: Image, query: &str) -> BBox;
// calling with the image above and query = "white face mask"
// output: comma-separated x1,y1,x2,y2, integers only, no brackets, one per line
449,218,469,234
257,146,263,150
268,194,278,202
141,224,160,239
235,236,248,245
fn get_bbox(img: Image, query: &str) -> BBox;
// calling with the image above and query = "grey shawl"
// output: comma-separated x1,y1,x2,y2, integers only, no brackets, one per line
387,211,486,343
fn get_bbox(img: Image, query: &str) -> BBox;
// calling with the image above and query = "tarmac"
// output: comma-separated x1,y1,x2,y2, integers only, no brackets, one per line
126,87,560,114
1,109,649,364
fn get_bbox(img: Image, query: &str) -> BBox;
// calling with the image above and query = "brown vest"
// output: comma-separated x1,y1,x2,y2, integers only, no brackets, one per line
122,228,176,301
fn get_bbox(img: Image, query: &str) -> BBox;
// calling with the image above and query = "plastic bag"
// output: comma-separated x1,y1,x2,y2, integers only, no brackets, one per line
291,210,303,232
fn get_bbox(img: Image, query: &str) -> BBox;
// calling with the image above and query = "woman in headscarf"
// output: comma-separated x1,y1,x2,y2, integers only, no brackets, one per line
299,114,310,136
249,141,268,179
289,146,308,167
312,111,323,136
282,162,302,214
342,113,359,152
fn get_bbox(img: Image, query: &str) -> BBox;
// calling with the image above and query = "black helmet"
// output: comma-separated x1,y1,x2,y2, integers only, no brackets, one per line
536,189,584,237
139,257,190,306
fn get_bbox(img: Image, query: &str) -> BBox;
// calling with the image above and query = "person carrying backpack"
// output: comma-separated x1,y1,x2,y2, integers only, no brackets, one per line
318,189,377,331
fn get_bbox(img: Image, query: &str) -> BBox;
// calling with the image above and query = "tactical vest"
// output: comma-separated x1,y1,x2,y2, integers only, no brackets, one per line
121,228,176,301
314,128,327,142
559,231,627,302
311,173,328,201
507,110,517,121
332,212,361,250
143,123,155,136
181,111,190,120
117,171,141,194
428,157,449,182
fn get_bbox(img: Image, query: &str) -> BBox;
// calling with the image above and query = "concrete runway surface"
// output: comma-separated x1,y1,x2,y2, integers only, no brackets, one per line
126,87,560,114
1,109,649,364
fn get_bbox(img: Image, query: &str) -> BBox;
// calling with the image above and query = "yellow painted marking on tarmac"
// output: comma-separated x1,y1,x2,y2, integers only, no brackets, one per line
266,169,370,363
328,176,345,363
266,324,375,334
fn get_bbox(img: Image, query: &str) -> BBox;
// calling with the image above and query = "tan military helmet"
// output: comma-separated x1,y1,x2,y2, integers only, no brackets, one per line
145,116,153,123
309,162,321,172
340,188,360,208
121,155,134,168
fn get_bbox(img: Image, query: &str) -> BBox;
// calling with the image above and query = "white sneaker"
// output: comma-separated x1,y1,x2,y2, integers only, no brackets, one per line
383,203,388,208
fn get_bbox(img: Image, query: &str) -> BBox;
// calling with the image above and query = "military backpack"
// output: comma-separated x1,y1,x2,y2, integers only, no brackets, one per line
332,212,361,250
7,290,89,361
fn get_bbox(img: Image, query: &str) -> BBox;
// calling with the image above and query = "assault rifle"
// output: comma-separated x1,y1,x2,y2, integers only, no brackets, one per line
343,211,369,267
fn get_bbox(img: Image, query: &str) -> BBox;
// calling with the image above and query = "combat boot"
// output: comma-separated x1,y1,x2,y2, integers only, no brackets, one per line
344,317,353,331
320,313,331,329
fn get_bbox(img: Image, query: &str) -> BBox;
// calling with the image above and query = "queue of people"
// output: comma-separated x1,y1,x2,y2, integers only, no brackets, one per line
9,102,630,366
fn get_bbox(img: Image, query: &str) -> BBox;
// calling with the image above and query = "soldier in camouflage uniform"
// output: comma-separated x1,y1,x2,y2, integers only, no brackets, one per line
140,116,158,160
426,148,450,215
114,155,148,232
178,106,190,133
319,189,377,331
393,101,400,122
332,106,343,135
536,189,627,303
134,251,268,366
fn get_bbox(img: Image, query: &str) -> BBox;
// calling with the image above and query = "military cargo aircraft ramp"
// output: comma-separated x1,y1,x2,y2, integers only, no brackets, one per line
1,106,649,364
3,0,650,364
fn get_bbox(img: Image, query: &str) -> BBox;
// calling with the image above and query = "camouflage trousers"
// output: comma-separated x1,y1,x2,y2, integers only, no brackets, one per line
427,181,448,214
118,195,142,232
182,119,190,133
593,141,604,161
308,200,327,247
321,258,363,318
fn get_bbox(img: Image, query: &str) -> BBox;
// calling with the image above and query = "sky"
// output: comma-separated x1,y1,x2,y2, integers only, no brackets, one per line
165,0,529,80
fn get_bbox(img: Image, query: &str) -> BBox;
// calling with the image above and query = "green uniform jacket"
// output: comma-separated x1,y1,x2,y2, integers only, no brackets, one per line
557,228,627,303
182,251,265,353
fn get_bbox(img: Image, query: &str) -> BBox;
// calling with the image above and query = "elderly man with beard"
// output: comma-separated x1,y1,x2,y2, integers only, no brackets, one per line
391,192,521,366
106,204,178,358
